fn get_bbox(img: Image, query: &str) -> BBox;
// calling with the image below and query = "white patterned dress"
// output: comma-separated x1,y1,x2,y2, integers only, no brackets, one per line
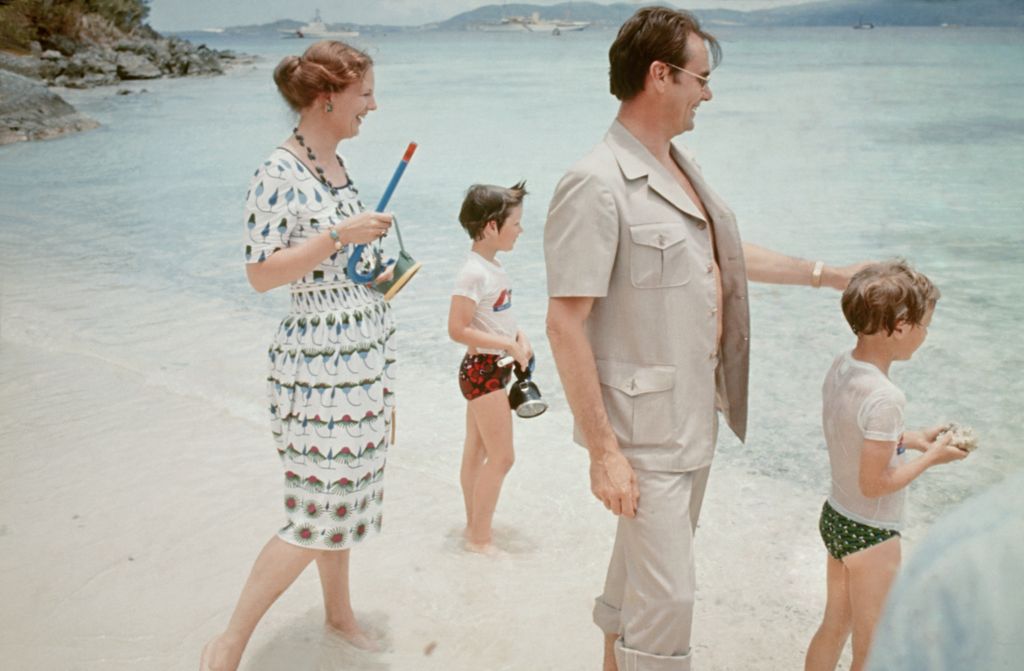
243,148,396,550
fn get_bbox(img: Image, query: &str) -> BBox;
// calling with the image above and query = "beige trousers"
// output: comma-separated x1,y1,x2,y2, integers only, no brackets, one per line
593,466,712,671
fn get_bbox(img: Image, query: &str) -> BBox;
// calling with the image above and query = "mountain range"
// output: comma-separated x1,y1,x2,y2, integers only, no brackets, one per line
218,1,1024,35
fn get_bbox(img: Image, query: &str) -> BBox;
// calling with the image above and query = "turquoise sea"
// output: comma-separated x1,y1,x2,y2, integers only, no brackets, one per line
1,25,1023,668
5,26,1021,501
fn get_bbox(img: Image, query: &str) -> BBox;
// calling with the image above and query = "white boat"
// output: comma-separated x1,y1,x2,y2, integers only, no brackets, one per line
281,9,359,39
477,12,589,34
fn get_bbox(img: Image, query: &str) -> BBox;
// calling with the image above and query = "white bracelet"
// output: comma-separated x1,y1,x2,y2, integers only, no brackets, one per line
811,260,825,288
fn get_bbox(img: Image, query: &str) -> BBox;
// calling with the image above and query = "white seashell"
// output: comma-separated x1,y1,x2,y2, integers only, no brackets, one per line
938,422,979,453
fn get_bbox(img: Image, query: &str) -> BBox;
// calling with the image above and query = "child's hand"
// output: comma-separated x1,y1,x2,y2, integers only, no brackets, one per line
902,425,945,451
925,431,969,465
515,330,534,362
922,424,946,444
507,338,530,372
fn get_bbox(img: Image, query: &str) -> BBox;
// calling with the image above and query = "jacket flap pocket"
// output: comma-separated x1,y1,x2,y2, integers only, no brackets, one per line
629,223,686,250
596,359,675,397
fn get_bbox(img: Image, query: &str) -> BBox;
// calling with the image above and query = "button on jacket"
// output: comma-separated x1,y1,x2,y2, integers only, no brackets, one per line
545,121,750,472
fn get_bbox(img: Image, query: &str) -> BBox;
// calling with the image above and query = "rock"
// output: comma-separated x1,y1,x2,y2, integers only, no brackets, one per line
115,50,162,79
1,22,244,90
0,69,99,145
40,34,79,57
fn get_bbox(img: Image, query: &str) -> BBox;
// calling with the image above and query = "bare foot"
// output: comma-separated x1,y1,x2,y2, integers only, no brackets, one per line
325,620,381,652
464,539,501,556
200,634,242,671
602,633,619,671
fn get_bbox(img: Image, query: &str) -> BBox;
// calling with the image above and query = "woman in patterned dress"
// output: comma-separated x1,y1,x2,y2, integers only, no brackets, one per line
202,40,396,670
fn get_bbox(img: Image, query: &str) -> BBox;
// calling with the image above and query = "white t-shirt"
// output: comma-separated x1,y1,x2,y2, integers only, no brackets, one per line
452,252,517,355
822,350,907,530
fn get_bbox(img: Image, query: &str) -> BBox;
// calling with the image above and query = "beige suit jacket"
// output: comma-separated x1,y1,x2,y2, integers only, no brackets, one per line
545,121,750,471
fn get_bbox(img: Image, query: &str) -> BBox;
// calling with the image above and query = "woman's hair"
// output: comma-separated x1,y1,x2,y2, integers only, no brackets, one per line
841,259,940,336
458,181,528,240
273,40,373,112
608,7,720,102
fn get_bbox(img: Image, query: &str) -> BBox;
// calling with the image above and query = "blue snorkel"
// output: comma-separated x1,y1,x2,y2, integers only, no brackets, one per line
347,142,418,285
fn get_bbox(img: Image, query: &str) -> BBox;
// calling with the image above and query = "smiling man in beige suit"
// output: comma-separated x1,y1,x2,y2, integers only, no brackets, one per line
544,8,862,671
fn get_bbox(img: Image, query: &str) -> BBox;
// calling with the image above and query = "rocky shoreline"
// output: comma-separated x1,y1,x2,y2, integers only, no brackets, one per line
0,24,253,145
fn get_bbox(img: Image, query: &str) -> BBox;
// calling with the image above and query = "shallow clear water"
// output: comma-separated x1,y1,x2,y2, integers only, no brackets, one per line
2,25,1022,528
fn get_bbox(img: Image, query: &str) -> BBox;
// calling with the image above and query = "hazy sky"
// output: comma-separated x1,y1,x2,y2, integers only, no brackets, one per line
147,0,816,31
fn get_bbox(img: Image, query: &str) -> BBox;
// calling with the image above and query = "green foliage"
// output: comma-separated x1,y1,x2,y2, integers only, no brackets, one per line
0,0,149,50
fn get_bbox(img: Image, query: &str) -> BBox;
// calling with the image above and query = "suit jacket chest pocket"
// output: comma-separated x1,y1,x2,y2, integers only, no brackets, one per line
628,223,690,289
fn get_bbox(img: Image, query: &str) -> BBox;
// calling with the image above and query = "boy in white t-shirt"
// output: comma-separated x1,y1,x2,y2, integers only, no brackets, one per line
805,260,968,671
447,181,533,554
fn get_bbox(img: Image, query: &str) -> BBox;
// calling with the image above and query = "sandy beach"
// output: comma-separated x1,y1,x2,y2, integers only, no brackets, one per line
0,332,854,671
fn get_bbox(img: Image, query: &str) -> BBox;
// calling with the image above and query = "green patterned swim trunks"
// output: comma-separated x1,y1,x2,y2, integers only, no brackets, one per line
819,500,900,560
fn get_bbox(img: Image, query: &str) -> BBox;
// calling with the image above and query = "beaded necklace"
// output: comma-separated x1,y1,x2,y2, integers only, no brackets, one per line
293,128,350,197
293,128,379,270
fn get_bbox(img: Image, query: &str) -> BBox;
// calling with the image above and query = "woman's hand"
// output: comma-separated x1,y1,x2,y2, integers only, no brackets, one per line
336,211,392,245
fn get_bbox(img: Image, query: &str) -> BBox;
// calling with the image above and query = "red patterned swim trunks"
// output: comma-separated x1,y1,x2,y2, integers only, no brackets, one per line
458,353,511,401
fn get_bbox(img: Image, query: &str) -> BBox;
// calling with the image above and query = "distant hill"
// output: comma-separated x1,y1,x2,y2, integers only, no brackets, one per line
738,0,1024,27
219,1,1024,35
437,1,1024,29
438,2,747,30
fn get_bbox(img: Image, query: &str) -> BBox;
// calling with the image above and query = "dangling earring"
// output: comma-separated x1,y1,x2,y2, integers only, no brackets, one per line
326,100,334,113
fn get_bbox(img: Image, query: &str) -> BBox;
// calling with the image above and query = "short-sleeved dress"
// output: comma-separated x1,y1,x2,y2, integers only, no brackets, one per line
243,147,396,550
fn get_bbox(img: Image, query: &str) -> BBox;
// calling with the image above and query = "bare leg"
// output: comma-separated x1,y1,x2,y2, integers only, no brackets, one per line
603,632,619,671
845,537,901,671
201,536,318,670
459,403,486,532
465,390,515,551
805,553,853,671
315,550,378,651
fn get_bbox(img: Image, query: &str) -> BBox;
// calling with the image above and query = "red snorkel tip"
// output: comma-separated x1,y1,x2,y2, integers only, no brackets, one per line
402,142,418,162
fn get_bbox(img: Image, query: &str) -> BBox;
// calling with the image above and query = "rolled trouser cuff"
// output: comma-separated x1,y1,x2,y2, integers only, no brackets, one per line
593,596,621,635
615,638,692,671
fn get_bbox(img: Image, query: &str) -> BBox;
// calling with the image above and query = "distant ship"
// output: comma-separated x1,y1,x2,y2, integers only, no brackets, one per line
853,16,875,29
281,9,359,39
476,12,590,34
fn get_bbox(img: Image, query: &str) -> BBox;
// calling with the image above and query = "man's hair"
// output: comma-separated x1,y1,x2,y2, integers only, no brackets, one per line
608,7,721,102
841,260,941,336
458,181,528,241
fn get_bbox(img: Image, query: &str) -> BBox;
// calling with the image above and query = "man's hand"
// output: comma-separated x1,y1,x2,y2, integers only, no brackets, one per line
589,449,639,518
823,261,872,291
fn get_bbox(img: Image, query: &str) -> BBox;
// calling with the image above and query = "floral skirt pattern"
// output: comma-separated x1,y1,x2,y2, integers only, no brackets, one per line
458,352,511,401
268,283,396,550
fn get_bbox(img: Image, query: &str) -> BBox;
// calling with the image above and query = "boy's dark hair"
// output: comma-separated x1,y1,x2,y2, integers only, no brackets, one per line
841,260,941,336
458,181,528,241
608,7,721,102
